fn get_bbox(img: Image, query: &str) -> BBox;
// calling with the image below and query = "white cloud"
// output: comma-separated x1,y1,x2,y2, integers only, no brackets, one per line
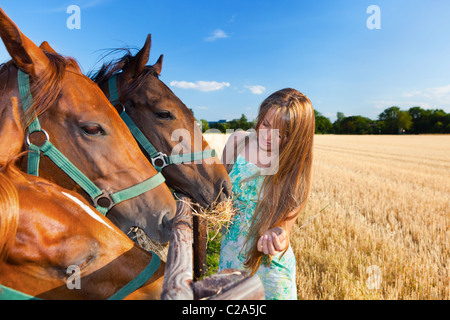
374,99,433,111
373,84,450,113
170,81,230,92
245,85,266,95
204,29,230,42
403,84,450,102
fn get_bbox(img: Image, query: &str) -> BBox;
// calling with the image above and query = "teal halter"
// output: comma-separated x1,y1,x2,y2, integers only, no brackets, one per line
18,69,166,215
108,75,217,172
0,253,161,300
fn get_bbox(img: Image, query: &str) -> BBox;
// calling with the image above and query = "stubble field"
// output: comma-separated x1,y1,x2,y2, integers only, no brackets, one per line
204,133,449,300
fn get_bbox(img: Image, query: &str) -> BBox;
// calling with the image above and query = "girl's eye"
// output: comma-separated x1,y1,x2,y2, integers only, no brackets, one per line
81,125,105,136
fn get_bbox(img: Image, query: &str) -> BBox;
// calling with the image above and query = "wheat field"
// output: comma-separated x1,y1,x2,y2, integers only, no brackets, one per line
204,133,449,300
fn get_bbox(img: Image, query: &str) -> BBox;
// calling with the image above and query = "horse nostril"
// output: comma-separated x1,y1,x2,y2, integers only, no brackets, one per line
220,179,232,200
163,213,173,230
158,211,173,241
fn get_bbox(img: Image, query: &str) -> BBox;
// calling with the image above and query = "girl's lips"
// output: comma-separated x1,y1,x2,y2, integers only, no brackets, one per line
259,136,271,148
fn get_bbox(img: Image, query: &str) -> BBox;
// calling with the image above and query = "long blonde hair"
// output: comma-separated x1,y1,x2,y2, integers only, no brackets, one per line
241,88,315,274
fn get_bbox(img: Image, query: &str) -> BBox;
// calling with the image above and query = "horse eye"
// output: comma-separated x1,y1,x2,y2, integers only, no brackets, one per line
81,125,105,136
155,111,173,120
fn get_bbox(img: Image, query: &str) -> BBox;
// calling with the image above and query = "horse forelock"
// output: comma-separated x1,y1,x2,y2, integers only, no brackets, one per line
89,49,161,101
0,51,81,127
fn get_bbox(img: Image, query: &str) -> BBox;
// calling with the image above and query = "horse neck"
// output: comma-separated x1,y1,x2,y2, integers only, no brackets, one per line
0,168,20,262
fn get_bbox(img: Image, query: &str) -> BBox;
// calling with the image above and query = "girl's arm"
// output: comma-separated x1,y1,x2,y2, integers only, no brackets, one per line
258,207,301,255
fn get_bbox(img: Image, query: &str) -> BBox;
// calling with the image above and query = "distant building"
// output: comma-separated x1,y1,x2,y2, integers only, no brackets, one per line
208,119,227,127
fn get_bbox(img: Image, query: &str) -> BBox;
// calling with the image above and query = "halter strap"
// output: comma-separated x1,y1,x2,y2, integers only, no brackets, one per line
108,74,217,172
17,69,165,215
108,75,121,106
0,252,161,300
0,285,40,300
107,253,161,300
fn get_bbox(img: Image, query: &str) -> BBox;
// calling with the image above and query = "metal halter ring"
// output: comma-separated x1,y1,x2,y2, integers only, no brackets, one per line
26,129,50,147
151,152,169,170
118,103,126,114
93,191,115,211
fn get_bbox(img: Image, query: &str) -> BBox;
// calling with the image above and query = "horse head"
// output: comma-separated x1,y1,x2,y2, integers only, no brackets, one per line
0,164,165,300
91,35,232,208
0,9,176,243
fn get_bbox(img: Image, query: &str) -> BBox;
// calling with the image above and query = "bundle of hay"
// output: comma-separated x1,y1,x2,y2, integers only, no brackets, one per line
129,193,236,262
184,195,236,242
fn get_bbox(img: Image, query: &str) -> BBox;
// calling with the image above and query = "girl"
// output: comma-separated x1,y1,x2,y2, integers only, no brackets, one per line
219,88,315,300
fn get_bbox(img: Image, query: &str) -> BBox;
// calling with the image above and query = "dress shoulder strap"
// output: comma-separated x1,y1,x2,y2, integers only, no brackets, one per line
225,132,252,174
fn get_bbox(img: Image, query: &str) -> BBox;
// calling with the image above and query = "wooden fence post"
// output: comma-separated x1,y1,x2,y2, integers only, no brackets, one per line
193,215,208,279
161,193,194,300
161,193,265,300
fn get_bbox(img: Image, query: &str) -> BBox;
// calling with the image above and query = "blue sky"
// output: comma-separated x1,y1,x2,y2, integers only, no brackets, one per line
1,0,450,122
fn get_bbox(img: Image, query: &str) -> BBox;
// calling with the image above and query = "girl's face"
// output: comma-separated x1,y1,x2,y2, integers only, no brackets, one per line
257,108,281,152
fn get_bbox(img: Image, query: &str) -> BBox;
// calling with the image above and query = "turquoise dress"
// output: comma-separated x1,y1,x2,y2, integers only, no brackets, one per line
219,154,297,300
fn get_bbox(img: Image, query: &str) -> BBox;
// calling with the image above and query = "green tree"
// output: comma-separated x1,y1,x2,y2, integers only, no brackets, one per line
334,116,373,134
333,112,345,134
238,114,252,131
408,107,450,133
378,106,412,134
314,110,333,134
216,122,230,133
409,106,430,133
199,119,209,133
398,110,412,133
430,109,448,133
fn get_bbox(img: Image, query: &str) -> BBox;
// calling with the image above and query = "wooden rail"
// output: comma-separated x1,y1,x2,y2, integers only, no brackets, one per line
161,193,194,300
161,193,265,300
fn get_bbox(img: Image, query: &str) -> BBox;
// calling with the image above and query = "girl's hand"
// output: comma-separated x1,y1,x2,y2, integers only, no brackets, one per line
257,227,288,255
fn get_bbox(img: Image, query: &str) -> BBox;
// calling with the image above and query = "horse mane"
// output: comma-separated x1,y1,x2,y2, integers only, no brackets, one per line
0,52,80,127
0,161,21,262
88,48,160,102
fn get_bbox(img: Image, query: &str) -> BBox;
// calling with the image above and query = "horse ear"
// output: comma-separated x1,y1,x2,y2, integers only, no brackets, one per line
152,54,164,76
0,8,50,78
0,97,24,164
39,41,57,54
122,34,151,81
39,41,83,74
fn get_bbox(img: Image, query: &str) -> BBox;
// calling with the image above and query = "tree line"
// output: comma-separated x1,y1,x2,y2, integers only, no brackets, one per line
199,114,255,133
315,106,450,134
195,106,450,134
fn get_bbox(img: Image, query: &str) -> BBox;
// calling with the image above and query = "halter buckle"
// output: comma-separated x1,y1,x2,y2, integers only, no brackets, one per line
26,129,50,147
93,191,115,211
151,152,169,170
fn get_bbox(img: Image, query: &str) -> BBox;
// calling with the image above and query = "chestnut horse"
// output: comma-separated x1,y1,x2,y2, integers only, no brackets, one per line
87,34,232,277
0,98,164,300
0,163,165,300
89,34,232,208
0,8,176,243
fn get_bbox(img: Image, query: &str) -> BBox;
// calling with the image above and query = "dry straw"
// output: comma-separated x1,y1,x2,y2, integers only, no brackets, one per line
177,190,236,242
